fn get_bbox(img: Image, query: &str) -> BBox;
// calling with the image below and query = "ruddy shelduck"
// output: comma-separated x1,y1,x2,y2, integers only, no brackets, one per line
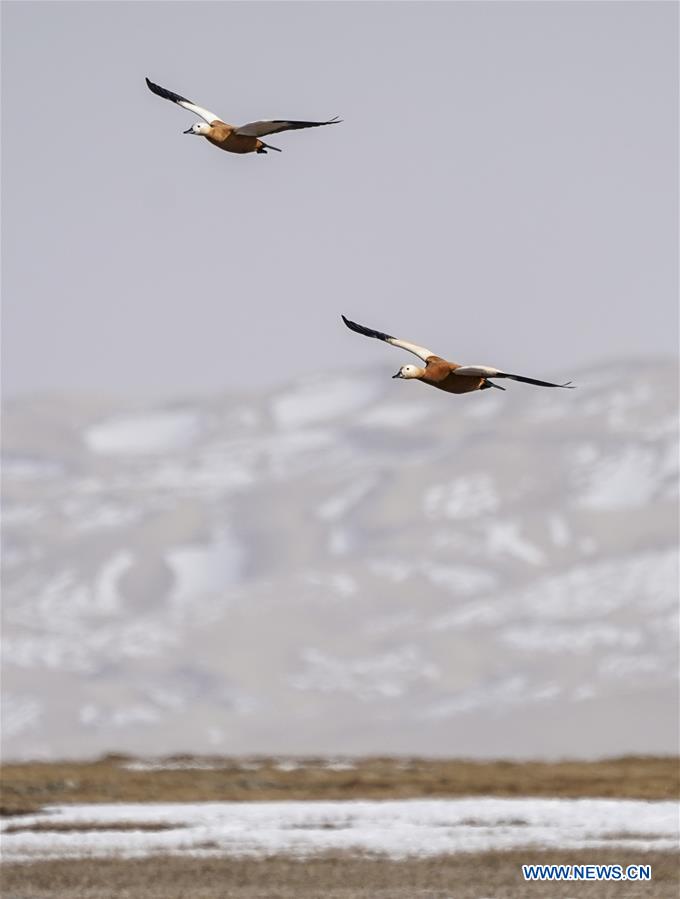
146,78,341,155
342,316,575,394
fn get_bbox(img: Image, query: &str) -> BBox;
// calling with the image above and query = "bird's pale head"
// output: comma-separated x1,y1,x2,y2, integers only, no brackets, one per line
183,122,211,136
392,364,422,380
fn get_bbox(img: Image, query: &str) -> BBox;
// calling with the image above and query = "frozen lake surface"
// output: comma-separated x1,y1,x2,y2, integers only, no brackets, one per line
3,797,678,863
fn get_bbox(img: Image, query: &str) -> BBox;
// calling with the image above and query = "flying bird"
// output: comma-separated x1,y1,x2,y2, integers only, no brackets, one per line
145,78,341,155
342,316,575,394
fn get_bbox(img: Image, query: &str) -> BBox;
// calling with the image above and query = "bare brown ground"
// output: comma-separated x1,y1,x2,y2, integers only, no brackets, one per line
1,755,677,816
1,850,678,899
3,820,183,834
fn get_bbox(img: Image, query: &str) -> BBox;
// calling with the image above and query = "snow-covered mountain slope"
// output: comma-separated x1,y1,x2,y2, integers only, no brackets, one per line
2,359,678,760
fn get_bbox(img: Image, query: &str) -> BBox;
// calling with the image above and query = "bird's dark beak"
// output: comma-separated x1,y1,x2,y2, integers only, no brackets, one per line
182,127,193,134
392,370,403,379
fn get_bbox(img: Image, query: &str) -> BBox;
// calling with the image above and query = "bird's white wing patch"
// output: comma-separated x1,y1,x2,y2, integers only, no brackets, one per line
145,79,222,125
387,338,436,362
453,365,501,377
176,101,221,124
341,316,436,362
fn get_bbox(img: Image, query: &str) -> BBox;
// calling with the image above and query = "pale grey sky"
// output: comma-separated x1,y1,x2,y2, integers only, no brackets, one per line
2,1,677,397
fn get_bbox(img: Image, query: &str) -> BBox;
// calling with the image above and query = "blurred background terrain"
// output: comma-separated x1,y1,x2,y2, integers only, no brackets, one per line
3,357,677,760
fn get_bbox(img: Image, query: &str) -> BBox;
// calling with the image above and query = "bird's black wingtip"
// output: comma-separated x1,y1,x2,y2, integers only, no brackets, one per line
342,314,364,333
341,315,393,343
146,77,166,98
145,77,190,106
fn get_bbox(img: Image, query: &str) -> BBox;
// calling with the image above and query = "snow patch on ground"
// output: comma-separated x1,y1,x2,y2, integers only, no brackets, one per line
290,647,438,700
166,530,244,608
598,654,663,679
368,559,413,583
424,474,499,520
327,526,353,556
93,552,134,615
548,515,571,548
514,549,678,620
576,445,663,510
3,456,64,480
64,500,142,532
264,429,341,479
2,504,44,526
303,571,358,598
272,378,380,428
501,623,642,654
357,402,433,428
317,476,377,521
2,695,43,738
2,798,676,862
581,383,654,429
430,601,502,631
144,459,254,494
85,411,202,455
356,558,496,596
464,397,502,419
420,676,560,718
486,520,545,566
425,563,498,596
79,704,161,729
4,615,179,674
121,761,224,772
363,611,420,638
